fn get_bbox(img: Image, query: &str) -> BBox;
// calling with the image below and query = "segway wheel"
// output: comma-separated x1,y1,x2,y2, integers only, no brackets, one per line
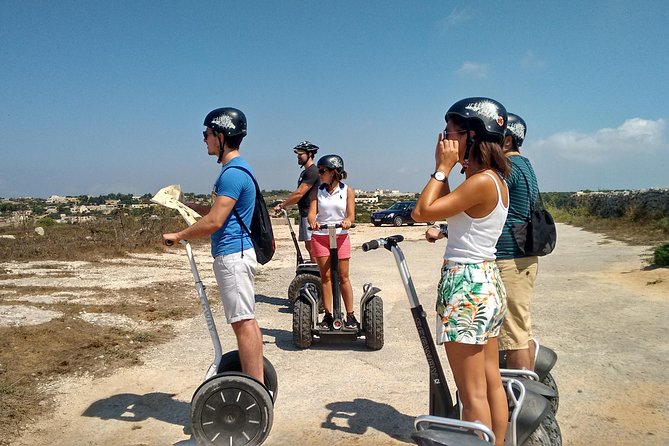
540,411,562,446
191,373,273,446
363,295,384,350
541,372,559,414
522,420,552,446
292,296,313,349
218,351,279,403
288,274,322,311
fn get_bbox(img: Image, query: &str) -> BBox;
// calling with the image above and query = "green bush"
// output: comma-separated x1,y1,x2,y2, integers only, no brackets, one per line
36,217,57,227
653,243,669,266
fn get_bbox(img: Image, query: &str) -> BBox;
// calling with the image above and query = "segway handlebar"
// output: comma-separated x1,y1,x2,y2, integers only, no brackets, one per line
164,239,188,247
317,223,356,230
362,235,404,252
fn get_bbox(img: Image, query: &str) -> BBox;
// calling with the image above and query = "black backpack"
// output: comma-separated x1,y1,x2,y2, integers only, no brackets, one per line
223,165,276,265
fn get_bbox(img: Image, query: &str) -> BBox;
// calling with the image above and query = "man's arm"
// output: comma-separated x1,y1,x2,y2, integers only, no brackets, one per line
274,182,312,212
163,195,235,244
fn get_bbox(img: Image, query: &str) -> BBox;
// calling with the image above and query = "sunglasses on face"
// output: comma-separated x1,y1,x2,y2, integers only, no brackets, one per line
203,130,216,140
318,168,331,174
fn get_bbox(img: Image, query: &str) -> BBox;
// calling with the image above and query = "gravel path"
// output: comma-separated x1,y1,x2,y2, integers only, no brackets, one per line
9,223,669,446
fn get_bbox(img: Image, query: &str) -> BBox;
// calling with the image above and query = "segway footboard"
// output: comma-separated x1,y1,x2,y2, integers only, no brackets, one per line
413,415,494,445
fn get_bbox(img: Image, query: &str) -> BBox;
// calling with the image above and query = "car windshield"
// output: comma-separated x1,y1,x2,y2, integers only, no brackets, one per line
388,202,410,210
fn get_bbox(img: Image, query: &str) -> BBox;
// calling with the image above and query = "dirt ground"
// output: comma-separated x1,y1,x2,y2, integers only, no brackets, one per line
2,223,668,446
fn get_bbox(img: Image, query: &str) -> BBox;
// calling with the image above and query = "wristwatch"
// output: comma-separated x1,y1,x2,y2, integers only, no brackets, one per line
431,171,447,182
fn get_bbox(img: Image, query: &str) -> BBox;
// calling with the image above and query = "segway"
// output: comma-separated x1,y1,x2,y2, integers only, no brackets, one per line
166,240,278,446
277,209,322,309
293,224,384,350
361,235,561,445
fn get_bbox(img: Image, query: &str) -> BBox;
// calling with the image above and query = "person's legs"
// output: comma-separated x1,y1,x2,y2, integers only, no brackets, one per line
484,338,508,446
338,259,354,313
231,319,264,384
304,240,314,263
315,255,332,314
444,342,491,429
497,257,538,370
213,249,263,383
298,217,315,263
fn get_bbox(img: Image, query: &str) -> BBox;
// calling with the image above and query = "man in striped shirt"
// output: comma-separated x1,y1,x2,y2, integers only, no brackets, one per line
496,113,540,370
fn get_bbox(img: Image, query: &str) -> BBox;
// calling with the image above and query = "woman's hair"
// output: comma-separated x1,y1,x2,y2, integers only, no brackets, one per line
449,115,510,177
333,169,348,182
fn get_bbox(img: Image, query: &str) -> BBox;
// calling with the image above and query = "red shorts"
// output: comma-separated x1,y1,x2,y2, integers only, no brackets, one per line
310,233,351,259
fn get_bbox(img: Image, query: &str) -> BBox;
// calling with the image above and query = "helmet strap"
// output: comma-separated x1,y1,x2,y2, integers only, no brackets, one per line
216,132,224,164
460,122,472,174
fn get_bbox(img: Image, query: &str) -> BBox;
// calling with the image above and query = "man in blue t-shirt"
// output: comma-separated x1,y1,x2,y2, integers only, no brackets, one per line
495,113,540,371
163,107,264,384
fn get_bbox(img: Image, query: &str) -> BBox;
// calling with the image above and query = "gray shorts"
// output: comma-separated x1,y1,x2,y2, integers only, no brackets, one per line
212,248,257,324
298,217,312,242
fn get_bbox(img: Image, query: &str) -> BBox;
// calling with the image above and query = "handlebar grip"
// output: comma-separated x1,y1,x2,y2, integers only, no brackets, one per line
362,239,380,252
165,239,174,246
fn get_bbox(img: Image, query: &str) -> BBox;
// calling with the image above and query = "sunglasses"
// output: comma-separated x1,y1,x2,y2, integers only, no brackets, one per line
318,168,331,174
203,130,216,140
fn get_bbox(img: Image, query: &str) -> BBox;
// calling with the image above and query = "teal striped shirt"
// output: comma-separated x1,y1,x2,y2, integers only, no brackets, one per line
496,155,539,259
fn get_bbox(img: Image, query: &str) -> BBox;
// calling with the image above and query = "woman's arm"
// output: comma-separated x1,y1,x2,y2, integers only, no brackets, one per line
342,186,355,229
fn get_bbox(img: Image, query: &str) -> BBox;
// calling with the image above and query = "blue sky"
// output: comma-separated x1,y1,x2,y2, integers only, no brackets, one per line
1,0,667,198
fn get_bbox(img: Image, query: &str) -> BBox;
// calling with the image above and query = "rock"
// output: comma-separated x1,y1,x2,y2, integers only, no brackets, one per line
35,227,45,236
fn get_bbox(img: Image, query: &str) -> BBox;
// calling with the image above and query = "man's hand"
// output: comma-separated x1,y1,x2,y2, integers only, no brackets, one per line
425,227,442,243
163,232,180,246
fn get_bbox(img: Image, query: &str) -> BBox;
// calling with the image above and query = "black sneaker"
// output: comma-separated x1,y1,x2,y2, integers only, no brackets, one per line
345,313,359,329
319,312,333,329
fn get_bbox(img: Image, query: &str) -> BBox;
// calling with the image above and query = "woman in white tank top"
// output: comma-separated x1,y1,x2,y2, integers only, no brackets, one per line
307,155,358,329
412,98,511,445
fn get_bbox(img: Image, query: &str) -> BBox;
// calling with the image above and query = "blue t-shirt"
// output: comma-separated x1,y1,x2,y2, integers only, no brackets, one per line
210,157,256,258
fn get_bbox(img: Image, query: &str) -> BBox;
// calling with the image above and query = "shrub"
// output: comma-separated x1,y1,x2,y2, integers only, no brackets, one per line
653,243,669,266
36,217,57,227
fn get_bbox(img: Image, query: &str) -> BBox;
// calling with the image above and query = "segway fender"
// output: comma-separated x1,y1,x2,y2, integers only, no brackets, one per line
534,344,558,381
510,383,552,446
217,350,279,403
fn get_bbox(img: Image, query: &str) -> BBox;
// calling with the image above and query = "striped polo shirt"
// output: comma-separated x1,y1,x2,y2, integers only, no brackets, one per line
496,155,539,259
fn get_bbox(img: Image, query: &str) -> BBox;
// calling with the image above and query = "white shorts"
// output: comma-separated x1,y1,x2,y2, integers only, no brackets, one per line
213,248,257,324
298,217,312,241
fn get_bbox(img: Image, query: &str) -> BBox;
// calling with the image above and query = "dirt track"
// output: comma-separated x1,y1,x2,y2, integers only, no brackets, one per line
7,223,669,446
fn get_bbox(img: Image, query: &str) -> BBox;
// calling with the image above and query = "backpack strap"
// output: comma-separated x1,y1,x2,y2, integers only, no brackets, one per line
221,165,259,255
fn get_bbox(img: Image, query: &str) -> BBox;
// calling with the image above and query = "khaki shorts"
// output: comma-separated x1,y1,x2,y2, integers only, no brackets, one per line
496,257,538,350
298,217,312,241
213,248,257,324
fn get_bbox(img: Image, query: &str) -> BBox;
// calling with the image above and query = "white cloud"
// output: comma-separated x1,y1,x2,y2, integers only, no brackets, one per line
457,61,487,78
444,7,469,26
521,50,546,69
535,118,665,162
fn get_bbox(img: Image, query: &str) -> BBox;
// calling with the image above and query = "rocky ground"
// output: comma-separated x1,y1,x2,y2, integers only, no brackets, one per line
1,223,668,445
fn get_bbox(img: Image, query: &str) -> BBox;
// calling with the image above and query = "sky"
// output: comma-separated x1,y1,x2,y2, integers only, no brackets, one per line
1,0,668,198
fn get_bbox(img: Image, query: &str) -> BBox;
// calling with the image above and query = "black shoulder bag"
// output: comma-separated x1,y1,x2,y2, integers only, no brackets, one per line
511,160,557,257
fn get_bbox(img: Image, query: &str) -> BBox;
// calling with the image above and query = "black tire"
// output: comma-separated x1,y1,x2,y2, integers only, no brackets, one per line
540,412,562,446
217,351,279,403
427,221,435,225
522,421,552,446
292,297,313,349
191,374,273,446
287,273,322,309
393,216,403,226
363,295,384,350
541,372,559,414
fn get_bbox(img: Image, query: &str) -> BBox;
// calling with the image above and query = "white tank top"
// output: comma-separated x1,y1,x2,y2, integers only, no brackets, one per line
443,172,509,263
314,182,349,235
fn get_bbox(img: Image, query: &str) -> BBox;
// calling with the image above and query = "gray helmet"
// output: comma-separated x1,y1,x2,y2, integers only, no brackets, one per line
445,97,507,143
317,154,344,172
293,141,319,154
506,113,527,148
203,107,247,138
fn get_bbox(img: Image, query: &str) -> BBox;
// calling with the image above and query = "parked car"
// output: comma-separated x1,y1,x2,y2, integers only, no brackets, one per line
370,201,434,226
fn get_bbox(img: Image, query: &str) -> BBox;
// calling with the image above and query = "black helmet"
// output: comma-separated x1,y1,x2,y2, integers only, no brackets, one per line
317,154,344,172
506,113,527,148
203,107,247,138
293,141,319,153
445,97,507,143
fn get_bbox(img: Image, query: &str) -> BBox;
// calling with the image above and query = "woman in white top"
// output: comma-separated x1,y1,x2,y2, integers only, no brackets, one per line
307,155,358,329
412,97,511,446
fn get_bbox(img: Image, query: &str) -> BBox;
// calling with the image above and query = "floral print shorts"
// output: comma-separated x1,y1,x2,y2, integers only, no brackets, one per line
436,260,507,345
